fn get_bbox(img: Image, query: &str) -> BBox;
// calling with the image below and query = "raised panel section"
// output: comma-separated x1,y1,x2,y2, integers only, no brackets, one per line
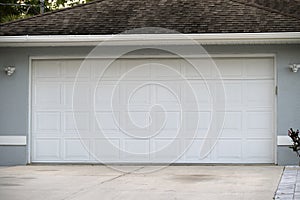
245,58,274,79
184,139,211,162
244,139,273,162
220,82,243,105
123,139,150,161
94,83,119,111
182,59,213,79
215,140,242,161
153,139,181,161
121,60,151,80
33,139,60,161
34,112,61,133
62,59,88,78
64,112,90,133
34,84,61,105
246,81,273,107
151,59,181,79
64,139,90,160
215,59,243,78
183,80,213,106
120,82,151,106
93,139,120,161
33,60,61,78
95,112,120,132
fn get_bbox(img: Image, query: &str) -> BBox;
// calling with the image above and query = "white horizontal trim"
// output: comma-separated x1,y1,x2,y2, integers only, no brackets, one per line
0,136,27,145
277,136,293,146
29,53,276,59
0,32,300,46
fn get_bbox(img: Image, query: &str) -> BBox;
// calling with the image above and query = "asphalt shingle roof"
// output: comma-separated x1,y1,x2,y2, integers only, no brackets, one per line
0,0,300,36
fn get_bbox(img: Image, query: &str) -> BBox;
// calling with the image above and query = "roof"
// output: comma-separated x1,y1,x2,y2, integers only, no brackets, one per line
0,0,300,36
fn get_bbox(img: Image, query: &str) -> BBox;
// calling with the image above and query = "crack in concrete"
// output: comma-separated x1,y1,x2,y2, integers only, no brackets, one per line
61,166,145,200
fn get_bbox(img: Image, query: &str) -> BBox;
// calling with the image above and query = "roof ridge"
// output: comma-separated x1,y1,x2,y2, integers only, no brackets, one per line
230,0,300,21
0,0,104,26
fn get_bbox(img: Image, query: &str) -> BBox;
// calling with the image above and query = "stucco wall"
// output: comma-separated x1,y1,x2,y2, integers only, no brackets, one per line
0,44,299,165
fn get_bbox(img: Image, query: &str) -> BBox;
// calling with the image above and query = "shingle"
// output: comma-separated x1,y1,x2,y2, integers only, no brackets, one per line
0,0,299,36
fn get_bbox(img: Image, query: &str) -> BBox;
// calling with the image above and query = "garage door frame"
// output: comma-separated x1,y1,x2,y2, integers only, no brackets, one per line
27,53,277,164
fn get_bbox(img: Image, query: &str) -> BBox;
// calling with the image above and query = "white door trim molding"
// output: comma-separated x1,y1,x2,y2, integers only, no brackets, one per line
0,136,27,145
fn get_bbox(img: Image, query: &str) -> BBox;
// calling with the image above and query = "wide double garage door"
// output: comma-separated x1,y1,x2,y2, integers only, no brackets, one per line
31,56,275,163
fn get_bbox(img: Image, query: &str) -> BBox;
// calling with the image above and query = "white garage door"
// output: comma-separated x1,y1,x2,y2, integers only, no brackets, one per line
31,56,275,163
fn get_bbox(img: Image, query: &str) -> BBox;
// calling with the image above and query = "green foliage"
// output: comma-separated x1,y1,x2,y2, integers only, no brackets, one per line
0,0,92,23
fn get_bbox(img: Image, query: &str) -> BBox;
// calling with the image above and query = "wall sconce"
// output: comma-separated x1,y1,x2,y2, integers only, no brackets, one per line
289,64,300,73
4,66,16,76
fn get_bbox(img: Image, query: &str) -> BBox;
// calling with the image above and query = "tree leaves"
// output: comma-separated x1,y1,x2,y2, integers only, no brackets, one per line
288,128,300,156
0,0,91,23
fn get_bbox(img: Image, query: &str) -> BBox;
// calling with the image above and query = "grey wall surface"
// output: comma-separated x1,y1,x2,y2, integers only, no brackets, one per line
0,44,299,165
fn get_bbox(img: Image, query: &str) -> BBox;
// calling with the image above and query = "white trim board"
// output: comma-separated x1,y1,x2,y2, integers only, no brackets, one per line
0,32,300,46
277,136,293,146
0,136,27,145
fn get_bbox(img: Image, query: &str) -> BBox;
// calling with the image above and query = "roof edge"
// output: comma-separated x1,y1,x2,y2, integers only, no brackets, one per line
0,32,300,46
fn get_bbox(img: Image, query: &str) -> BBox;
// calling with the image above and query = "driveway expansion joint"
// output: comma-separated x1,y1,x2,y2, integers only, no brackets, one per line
61,166,145,200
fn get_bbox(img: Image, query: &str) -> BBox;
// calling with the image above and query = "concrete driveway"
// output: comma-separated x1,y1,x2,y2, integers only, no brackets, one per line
0,165,282,200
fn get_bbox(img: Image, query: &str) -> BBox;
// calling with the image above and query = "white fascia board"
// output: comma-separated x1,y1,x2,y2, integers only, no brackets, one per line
0,136,27,145
0,32,300,47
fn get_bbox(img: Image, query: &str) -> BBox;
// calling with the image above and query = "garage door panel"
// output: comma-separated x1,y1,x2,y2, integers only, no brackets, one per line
123,139,150,161
182,59,213,79
121,60,151,80
95,112,120,132
183,112,211,139
218,82,243,106
222,112,242,129
214,140,243,161
246,81,274,107
244,139,273,162
120,82,151,106
61,60,89,78
72,84,91,109
93,139,120,161
155,111,181,130
31,57,274,163
64,112,90,133
91,59,121,80
184,81,212,103
120,111,150,131
184,139,212,162
151,59,181,79
154,130,180,139
94,83,119,111
33,60,61,78
245,58,274,79
34,83,61,105
218,112,242,138
246,111,273,130
215,59,244,78
33,138,61,161
34,111,61,134
64,139,90,161
152,139,180,162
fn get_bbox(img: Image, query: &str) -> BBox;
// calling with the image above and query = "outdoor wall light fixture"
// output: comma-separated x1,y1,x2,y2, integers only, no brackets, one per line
289,64,300,73
3,66,16,76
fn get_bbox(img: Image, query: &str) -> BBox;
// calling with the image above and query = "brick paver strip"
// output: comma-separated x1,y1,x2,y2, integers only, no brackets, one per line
274,166,300,199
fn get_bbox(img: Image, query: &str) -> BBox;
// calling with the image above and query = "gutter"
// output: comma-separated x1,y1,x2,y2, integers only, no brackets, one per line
0,32,300,46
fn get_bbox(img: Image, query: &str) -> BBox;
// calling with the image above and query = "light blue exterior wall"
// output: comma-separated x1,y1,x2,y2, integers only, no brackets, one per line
0,44,299,165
